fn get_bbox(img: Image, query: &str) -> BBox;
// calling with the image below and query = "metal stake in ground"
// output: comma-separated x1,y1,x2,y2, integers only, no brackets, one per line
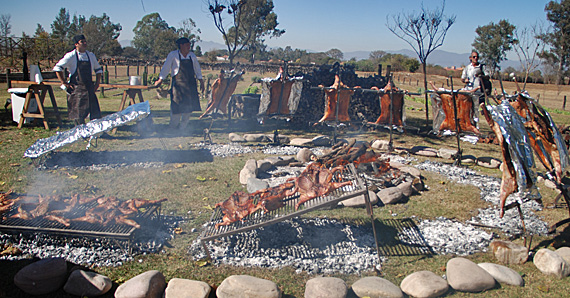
449,76,462,166
388,75,394,153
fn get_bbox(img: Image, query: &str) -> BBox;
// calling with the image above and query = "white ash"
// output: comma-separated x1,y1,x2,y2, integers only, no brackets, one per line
416,161,549,236
398,217,494,256
0,216,184,267
192,143,257,157
190,217,383,275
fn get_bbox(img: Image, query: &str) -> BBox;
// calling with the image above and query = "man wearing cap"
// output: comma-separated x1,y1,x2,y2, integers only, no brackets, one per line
54,34,103,125
155,37,204,129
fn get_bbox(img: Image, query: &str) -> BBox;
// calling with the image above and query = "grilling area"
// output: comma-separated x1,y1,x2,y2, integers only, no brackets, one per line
2,62,570,297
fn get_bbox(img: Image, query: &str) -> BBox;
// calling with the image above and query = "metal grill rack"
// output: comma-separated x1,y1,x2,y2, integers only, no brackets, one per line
0,197,161,246
200,164,370,246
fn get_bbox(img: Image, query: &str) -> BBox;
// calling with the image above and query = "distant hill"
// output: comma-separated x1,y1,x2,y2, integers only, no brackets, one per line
345,49,519,69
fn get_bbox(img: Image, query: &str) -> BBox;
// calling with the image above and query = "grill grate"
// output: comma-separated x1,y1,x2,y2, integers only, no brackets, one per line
0,197,160,241
200,164,368,241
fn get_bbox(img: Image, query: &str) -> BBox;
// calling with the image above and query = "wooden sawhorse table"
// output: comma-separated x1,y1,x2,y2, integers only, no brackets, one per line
11,81,63,130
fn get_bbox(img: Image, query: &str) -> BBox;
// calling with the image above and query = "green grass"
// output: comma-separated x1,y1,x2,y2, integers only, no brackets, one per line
1,72,570,297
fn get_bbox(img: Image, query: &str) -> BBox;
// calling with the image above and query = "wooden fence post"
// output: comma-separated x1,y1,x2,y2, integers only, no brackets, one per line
6,69,11,89
564,95,567,110
127,65,130,77
114,64,117,79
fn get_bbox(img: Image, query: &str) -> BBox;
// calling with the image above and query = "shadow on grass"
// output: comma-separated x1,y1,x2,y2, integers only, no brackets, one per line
38,148,214,169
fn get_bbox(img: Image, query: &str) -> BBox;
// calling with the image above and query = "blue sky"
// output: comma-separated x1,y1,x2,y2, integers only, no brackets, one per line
3,0,551,56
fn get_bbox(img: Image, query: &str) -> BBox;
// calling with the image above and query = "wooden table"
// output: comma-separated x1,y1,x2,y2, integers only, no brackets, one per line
10,81,154,130
11,81,63,129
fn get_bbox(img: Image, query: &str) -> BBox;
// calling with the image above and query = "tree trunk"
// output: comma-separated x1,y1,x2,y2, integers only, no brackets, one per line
422,62,429,128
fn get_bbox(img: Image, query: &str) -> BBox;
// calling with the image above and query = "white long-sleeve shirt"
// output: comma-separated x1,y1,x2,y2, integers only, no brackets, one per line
53,49,103,77
158,50,202,80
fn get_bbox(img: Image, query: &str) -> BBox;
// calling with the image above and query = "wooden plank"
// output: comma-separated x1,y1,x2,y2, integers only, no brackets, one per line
11,80,155,90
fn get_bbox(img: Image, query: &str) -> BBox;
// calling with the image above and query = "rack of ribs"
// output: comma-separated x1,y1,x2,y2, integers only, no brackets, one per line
214,191,262,229
438,92,480,135
265,67,295,115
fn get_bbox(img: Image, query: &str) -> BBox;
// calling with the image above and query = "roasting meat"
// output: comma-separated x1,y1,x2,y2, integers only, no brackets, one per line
199,70,243,119
510,94,569,184
371,82,405,126
265,67,295,115
438,92,480,135
481,104,517,217
251,182,295,213
288,163,353,210
5,194,165,228
318,75,355,122
215,191,261,229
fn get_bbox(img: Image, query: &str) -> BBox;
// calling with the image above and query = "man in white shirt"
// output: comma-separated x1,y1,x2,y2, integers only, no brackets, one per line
155,37,204,129
54,34,103,125
461,51,484,90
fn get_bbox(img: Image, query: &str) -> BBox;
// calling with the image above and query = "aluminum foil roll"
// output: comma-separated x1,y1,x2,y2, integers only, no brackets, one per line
24,101,151,159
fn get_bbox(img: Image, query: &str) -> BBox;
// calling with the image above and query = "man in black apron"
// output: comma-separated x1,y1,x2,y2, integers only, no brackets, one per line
54,34,102,126
155,37,204,130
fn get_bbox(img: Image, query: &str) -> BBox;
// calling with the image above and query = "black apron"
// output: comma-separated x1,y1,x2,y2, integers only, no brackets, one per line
170,52,201,114
67,50,101,120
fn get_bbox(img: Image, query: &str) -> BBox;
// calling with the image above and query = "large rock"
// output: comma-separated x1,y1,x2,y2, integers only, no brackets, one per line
240,159,259,185
257,159,274,172
371,139,390,151
114,270,166,298
339,190,378,207
533,248,570,279
438,148,457,160
555,247,570,265
351,276,403,298
247,177,270,193
446,257,496,293
63,269,112,297
312,135,332,146
244,133,268,142
461,155,477,165
477,157,501,169
289,138,313,146
399,166,421,179
228,133,246,142
489,240,528,265
377,187,404,205
297,148,316,163
400,271,448,298
304,277,347,298
397,181,414,197
164,278,211,298
14,258,68,295
477,263,524,287
410,146,438,157
217,275,281,298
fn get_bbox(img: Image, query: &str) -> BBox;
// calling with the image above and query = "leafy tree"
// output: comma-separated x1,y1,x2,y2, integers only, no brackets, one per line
387,0,455,126
177,18,201,51
472,19,517,77
0,14,11,38
133,13,176,59
207,0,284,66
513,22,546,89
82,13,122,58
325,48,344,61
50,8,70,42
369,50,386,61
122,46,139,58
539,0,570,86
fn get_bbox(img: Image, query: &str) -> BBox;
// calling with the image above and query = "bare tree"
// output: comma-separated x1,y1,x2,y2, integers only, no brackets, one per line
207,0,283,66
513,21,546,90
0,14,11,38
386,0,455,126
